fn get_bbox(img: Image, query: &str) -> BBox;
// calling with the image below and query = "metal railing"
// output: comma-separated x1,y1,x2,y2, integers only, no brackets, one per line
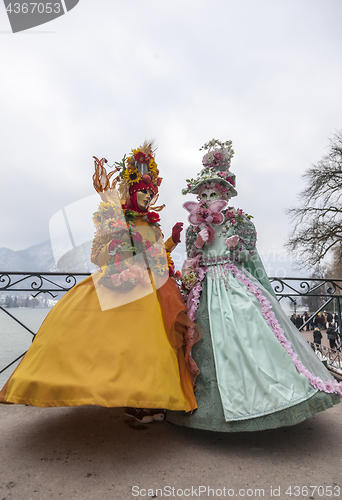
1,273,342,378
309,342,342,379
269,276,342,333
0,272,90,375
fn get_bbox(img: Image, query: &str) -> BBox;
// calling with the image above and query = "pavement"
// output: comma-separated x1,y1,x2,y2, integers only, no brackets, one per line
1,328,341,500
1,402,342,500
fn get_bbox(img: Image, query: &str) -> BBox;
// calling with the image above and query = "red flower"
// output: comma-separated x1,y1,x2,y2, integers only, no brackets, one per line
109,238,122,252
148,247,160,258
168,262,175,276
106,209,115,218
226,176,235,186
147,211,160,224
134,152,147,163
132,231,143,242
199,208,210,219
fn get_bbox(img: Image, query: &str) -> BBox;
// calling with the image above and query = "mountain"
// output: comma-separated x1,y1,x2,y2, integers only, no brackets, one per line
0,241,56,272
0,240,97,273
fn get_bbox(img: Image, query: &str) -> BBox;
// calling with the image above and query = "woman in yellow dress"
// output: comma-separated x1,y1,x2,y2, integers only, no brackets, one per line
0,142,198,423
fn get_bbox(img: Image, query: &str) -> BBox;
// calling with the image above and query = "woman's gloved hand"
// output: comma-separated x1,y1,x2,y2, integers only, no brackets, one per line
172,222,183,244
195,228,209,249
225,235,240,250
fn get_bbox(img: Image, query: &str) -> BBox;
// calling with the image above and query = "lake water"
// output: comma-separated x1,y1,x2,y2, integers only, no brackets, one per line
0,307,52,388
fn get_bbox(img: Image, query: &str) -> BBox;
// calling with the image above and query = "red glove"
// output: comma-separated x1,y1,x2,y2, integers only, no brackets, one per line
172,222,183,244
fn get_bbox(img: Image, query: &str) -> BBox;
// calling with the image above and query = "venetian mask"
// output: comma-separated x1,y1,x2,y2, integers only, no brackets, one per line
198,186,221,202
136,189,153,210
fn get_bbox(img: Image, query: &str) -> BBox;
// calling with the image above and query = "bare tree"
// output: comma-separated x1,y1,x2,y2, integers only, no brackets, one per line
286,131,342,268
300,267,328,313
324,244,342,279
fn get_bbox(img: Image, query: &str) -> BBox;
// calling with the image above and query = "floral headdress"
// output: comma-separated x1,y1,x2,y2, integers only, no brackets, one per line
118,141,162,202
182,139,237,197
92,141,163,206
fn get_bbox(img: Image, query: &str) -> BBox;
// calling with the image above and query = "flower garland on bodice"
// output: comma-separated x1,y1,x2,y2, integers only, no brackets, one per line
91,201,176,290
123,207,161,227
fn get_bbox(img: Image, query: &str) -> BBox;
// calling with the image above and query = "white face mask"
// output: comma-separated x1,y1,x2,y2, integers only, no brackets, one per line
199,187,221,202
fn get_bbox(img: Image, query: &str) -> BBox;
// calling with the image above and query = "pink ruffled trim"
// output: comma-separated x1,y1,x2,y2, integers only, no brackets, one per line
224,263,342,397
185,266,207,379
186,266,206,323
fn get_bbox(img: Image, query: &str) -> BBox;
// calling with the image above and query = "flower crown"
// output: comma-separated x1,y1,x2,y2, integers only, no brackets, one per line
201,139,234,169
182,139,237,197
92,141,163,206
120,145,160,187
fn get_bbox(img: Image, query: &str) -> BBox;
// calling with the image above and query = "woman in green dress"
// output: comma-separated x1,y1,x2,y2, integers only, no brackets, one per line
167,139,341,432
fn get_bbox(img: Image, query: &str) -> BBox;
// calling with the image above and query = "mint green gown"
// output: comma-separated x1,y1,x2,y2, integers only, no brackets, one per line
166,215,340,431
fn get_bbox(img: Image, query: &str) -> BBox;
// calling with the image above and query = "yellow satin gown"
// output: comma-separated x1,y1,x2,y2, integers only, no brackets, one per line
0,221,197,412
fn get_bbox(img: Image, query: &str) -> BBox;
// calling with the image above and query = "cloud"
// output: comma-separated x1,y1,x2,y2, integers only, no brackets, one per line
0,0,341,269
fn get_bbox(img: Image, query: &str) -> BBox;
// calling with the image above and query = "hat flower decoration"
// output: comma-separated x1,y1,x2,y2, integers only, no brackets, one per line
182,139,237,197
121,147,160,186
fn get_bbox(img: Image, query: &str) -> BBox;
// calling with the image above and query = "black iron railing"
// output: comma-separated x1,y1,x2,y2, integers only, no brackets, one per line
0,272,90,375
1,273,342,378
269,277,342,333
309,342,342,378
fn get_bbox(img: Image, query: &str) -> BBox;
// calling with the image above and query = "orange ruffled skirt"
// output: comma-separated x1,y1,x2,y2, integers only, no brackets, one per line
0,274,197,412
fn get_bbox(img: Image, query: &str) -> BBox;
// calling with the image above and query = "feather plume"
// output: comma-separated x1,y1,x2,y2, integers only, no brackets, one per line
93,157,110,193
118,180,130,204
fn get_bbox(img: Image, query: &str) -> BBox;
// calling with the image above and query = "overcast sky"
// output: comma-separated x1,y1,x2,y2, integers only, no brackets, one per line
1,0,342,273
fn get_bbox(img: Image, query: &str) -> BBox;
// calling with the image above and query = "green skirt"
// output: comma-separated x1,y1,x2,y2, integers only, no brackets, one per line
167,272,339,432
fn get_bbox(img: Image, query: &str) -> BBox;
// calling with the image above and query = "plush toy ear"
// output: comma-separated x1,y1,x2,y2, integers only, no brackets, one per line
183,201,199,214
208,200,227,213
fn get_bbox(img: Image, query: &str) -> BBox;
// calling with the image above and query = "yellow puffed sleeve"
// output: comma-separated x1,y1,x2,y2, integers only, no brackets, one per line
164,236,177,253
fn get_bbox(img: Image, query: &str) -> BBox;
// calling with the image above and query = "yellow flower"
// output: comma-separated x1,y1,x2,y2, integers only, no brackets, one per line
150,159,158,167
92,212,103,225
167,252,174,267
98,265,108,278
153,261,168,275
99,202,113,211
147,160,158,182
103,218,118,232
122,168,141,184
149,159,157,172
126,156,133,166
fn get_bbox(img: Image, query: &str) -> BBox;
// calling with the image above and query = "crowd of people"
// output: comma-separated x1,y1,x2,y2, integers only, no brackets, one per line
290,311,341,350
